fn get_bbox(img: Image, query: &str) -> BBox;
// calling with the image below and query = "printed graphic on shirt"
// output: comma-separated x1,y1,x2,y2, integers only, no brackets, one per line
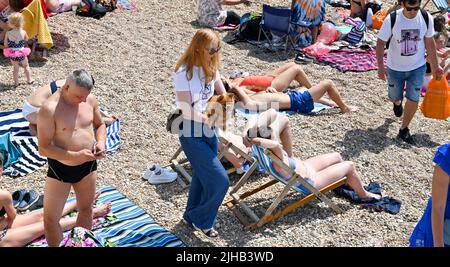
200,84,212,100
399,29,420,56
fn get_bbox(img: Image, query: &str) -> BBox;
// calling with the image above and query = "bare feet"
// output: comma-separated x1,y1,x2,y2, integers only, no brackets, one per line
341,105,359,113
93,202,112,218
361,191,382,201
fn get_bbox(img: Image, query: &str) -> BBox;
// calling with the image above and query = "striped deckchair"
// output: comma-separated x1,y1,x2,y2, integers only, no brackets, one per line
423,0,449,14
0,108,121,177
166,134,258,189
224,145,346,230
28,186,186,247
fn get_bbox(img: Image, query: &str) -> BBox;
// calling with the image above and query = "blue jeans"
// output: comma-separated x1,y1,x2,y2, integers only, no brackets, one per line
179,120,229,229
387,64,426,103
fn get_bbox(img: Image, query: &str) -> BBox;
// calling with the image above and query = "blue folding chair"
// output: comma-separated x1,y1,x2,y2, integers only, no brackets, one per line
224,145,346,230
258,4,309,52
423,0,449,15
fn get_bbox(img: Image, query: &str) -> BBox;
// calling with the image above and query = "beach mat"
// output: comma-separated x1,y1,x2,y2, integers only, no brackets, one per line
117,0,137,10
0,108,121,177
28,185,186,247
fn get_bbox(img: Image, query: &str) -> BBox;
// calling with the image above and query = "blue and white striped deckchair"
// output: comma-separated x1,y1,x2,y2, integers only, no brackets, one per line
423,0,449,14
28,186,186,247
224,144,346,230
0,108,121,177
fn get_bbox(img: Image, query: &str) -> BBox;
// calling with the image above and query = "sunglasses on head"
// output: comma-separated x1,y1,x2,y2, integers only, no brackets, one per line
208,46,221,55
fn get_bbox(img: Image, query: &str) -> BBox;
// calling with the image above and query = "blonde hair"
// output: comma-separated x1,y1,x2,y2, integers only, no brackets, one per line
175,29,221,84
7,12,24,29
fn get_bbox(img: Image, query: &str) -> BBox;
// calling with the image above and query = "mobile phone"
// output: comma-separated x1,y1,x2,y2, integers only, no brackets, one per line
0,207,5,217
94,150,106,155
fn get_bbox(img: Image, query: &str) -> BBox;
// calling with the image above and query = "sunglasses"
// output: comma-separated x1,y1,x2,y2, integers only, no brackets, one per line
404,5,420,11
208,46,221,55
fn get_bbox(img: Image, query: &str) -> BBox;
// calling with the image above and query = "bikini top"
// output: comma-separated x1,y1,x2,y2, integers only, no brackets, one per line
239,76,275,92
50,80,60,94
7,39,24,49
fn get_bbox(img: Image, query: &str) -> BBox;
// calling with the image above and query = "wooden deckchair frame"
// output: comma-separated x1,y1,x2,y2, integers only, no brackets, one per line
224,147,347,230
422,0,449,15
164,135,259,189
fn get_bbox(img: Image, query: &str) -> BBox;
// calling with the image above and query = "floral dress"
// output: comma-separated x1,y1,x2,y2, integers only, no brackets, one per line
197,0,227,27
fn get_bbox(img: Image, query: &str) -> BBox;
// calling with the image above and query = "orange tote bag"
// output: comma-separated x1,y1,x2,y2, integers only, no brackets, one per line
420,76,450,120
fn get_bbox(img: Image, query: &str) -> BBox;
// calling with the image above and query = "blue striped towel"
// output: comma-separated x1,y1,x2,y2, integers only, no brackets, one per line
28,186,186,247
0,109,121,177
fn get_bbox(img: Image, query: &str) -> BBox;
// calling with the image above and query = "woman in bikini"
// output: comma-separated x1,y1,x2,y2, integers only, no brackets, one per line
225,62,358,114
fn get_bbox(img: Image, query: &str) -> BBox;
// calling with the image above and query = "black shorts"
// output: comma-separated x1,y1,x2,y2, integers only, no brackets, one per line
47,158,97,183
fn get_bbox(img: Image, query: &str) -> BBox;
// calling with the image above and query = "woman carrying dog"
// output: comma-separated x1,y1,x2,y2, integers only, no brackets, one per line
173,29,229,238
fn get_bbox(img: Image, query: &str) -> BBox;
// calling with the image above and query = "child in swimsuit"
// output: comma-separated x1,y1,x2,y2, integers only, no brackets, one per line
3,12,32,87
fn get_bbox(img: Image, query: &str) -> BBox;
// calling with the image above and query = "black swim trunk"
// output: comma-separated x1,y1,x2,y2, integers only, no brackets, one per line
47,158,97,183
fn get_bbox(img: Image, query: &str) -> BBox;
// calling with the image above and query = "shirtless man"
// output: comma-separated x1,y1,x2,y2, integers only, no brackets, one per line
37,69,106,247
23,79,117,136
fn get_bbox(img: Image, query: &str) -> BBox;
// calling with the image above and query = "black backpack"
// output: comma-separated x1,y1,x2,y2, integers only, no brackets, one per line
226,12,269,44
76,0,107,19
386,8,430,49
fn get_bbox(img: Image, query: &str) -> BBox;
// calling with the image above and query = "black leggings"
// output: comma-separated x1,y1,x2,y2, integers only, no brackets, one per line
223,11,241,26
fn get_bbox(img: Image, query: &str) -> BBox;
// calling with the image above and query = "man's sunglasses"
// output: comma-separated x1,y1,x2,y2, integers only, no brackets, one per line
404,5,420,11
208,46,221,55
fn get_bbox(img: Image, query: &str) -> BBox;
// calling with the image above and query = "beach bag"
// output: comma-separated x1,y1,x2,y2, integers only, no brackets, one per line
227,12,268,43
420,76,450,120
371,9,387,30
166,109,183,134
95,0,117,12
0,132,22,169
346,21,365,45
76,0,107,19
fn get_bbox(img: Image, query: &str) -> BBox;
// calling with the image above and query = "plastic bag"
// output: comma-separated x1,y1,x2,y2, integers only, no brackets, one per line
303,42,331,57
420,76,450,120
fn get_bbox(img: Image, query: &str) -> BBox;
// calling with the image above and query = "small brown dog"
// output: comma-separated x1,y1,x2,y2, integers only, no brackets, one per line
205,93,235,131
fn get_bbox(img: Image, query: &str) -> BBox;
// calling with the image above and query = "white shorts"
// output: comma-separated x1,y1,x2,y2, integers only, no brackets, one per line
22,100,40,121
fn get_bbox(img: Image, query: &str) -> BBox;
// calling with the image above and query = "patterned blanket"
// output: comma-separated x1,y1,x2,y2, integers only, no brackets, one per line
317,48,386,73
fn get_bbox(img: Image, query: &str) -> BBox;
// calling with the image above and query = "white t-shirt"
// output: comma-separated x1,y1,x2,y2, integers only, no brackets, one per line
378,8,434,72
174,65,221,113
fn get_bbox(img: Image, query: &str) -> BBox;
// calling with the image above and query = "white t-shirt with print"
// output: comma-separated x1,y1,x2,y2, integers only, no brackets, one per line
197,0,227,27
378,8,434,72
174,65,221,114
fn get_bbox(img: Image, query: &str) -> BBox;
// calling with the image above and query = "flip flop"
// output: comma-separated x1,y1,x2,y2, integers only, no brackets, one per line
192,223,219,238
12,189,27,208
294,53,314,65
17,189,39,211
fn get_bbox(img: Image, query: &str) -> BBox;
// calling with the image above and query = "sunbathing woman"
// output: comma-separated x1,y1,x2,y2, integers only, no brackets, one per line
23,79,118,136
243,108,381,200
225,65,358,114
0,187,111,247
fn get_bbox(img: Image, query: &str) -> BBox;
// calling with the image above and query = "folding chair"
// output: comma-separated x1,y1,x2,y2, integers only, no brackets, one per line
422,0,449,15
164,135,259,189
258,4,309,52
224,145,347,230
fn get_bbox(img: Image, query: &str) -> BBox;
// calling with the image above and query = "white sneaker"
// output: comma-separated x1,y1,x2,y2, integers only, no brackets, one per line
145,164,177,184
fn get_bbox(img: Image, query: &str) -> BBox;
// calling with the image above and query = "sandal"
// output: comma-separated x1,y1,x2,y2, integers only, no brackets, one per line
294,53,314,65
192,223,219,238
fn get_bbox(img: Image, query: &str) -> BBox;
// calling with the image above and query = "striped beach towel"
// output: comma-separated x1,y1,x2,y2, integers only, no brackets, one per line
28,186,186,247
0,109,121,177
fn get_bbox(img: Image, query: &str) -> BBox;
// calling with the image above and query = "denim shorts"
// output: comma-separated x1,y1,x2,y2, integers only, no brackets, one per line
288,90,314,114
387,64,426,103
